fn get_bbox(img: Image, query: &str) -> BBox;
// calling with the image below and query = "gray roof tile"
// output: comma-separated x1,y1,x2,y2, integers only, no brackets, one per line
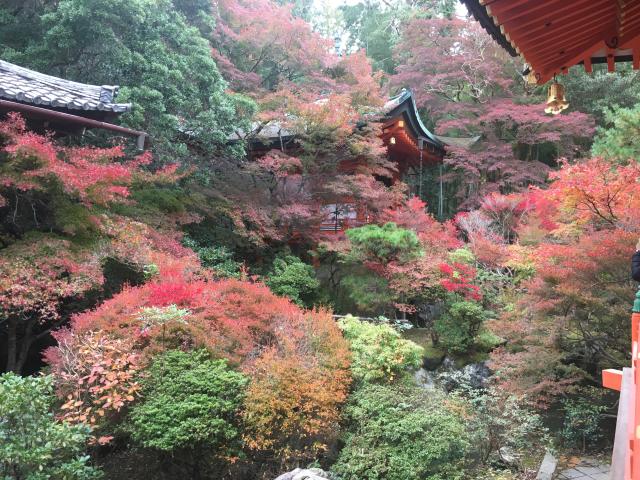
0,60,131,113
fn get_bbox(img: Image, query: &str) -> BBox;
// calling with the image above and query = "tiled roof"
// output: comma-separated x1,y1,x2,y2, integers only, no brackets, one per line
433,134,480,149
0,60,131,113
382,90,408,115
384,89,477,150
228,120,295,141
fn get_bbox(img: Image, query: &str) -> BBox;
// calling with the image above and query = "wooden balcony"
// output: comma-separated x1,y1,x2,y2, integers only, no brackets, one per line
319,203,369,233
604,291,640,479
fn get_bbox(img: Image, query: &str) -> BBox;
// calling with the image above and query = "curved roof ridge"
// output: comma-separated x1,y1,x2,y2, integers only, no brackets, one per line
384,89,480,150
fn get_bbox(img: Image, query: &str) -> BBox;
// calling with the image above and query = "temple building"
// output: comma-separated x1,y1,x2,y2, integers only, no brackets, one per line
231,89,477,232
0,59,146,148
381,89,479,179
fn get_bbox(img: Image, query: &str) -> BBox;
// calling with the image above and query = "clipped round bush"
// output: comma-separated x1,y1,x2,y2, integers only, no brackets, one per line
338,315,423,383
127,349,247,454
332,383,469,480
265,255,320,307
434,300,487,354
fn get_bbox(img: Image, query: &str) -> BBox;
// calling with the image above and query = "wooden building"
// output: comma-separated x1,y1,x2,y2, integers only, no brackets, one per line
0,59,146,148
232,89,477,233
381,89,479,181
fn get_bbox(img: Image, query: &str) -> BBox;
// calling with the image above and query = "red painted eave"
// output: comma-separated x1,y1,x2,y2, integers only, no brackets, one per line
463,0,640,83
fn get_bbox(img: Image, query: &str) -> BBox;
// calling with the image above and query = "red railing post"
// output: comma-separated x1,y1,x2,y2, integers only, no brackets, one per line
630,291,640,479
605,289,640,479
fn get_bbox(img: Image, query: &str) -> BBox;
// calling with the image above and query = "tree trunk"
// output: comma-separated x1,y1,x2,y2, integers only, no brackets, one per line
191,449,202,480
6,317,17,373
5,316,36,374
15,318,36,374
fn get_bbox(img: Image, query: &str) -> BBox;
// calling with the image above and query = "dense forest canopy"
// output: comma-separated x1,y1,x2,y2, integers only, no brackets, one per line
1,0,640,479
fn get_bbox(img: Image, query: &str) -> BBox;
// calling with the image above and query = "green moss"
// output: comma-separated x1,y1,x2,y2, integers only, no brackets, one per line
131,187,185,214
475,329,504,352
52,196,99,241
402,329,444,363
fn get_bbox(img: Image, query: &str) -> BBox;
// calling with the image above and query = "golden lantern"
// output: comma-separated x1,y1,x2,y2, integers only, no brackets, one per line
525,70,539,85
544,82,569,115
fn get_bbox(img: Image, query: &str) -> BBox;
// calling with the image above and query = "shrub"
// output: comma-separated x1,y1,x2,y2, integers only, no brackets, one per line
561,387,608,451
475,329,504,353
345,222,421,263
338,315,423,383
242,349,348,467
182,236,241,278
332,383,468,480
265,255,320,307
67,278,305,366
241,309,351,471
127,349,247,455
48,277,352,476
434,299,487,354
469,394,549,469
444,378,550,469
0,373,101,479
448,247,475,265
46,330,143,437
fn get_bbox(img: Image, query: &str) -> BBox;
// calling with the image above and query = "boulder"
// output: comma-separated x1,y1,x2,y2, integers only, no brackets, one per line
535,451,557,480
274,467,331,480
498,446,518,465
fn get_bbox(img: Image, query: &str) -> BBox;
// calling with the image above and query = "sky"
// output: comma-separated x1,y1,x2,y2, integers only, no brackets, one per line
310,0,469,47
317,0,469,16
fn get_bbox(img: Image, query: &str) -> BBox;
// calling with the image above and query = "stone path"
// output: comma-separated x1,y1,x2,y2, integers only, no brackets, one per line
556,457,610,480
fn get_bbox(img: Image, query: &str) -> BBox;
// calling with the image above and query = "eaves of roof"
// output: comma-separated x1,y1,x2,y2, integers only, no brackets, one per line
0,60,131,113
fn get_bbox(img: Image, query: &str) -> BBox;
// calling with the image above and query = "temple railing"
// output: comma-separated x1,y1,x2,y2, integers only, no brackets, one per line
319,219,368,232
603,289,640,479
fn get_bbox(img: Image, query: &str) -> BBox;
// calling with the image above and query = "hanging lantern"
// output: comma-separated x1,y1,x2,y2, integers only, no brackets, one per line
390,136,396,145
544,82,569,115
525,70,539,86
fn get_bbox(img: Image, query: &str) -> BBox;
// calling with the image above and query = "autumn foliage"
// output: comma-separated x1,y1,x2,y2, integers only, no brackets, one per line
46,262,351,472
69,277,310,365
0,113,167,206
0,113,188,373
242,313,351,465
45,331,142,444
2,0,638,474
484,157,640,406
